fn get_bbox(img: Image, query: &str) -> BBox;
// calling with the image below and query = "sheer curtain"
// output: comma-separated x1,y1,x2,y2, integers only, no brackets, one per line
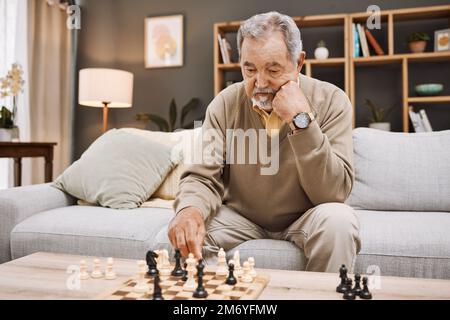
0,0,31,190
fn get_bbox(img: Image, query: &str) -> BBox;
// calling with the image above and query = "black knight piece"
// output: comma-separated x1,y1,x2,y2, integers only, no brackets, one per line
146,250,159,276
336,264,348,293
193,260,208,298
171,248,184,277
152,274,164,300
360,276,373,300
225,262,237,285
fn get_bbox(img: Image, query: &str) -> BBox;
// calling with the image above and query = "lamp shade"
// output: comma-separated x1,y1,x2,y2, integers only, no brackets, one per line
78,68,134,108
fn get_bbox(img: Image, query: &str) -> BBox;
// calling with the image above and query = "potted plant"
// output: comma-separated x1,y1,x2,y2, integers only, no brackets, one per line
364,98,395,131
314,40,329,60
406,32,430,53
0,63,24,141
135,98,203,132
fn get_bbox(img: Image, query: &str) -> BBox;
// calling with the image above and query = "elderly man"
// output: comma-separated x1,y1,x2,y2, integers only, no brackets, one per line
168,11,361,273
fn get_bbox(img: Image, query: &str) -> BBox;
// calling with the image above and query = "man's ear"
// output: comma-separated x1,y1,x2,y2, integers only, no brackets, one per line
296,51,306,73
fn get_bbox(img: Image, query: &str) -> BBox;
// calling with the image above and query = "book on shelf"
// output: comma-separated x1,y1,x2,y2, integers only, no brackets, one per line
408,107,433,132
217,34,227,64
364,28,385,56
357,24,370,57
222,38,232,64
352,23,361,58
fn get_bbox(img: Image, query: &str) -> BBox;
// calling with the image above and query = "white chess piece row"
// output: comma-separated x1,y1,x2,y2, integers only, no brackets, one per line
154,249,171,276
215,249,257,282
79,257,117,280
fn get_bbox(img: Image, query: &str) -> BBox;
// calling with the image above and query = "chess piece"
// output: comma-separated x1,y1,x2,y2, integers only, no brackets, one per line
248,257,257,277
159,249,171,276
193,260,208,298
233,251,243,277
105,257,117,280
90,258,103,278
183,253,197,291
343,278,356,300
152,274,164,300
241,261,253,283
146,250,159,276
133,260,149,293
79,260,90,280
352,273,362,297
215,248,228,276
360,277,373,300
181,262,188,281
336,264,348,293
171,249,184,277
225,261,237,285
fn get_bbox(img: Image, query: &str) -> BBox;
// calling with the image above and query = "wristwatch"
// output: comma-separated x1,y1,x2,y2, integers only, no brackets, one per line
289,111,315,131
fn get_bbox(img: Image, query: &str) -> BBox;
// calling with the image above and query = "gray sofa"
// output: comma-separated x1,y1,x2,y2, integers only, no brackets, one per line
1,128,449,279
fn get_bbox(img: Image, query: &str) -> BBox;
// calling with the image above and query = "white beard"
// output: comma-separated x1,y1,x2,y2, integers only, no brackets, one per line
252,95,273,112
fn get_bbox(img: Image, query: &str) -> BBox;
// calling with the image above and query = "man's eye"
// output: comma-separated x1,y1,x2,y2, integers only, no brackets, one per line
245,68,256,75
269,69,281,75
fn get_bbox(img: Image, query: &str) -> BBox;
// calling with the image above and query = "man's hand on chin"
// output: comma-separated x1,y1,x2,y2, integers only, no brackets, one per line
272,80,312,123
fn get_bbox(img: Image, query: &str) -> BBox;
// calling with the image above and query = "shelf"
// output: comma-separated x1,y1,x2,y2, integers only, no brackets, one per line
353,51,450,66
408,96,450,104
307,58,346,66
217,63,240,70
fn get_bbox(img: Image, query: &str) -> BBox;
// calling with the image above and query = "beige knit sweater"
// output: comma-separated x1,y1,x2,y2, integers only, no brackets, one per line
173,74,354,232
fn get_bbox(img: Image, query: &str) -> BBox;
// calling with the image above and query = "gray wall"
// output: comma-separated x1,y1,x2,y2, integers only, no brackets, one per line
75,0,450,160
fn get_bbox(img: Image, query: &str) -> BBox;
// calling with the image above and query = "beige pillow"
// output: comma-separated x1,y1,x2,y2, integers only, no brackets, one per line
53,129,181,209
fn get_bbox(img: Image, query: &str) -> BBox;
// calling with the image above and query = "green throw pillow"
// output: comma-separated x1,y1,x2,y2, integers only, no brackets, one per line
53,128,180,209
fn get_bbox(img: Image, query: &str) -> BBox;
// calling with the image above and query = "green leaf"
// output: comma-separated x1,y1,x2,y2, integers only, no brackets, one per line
169,99,177,132
181,98,200,126
147,113,170,132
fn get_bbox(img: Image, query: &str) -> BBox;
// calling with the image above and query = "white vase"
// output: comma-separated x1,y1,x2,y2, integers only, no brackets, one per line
369,122,391,131
314,46,329,60
0,127,20,142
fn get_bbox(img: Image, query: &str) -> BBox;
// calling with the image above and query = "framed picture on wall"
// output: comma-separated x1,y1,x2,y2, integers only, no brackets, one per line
434,28,450,52
145,14,184,68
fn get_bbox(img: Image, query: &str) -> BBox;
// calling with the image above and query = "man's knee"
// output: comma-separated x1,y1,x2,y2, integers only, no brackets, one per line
312,202,360,240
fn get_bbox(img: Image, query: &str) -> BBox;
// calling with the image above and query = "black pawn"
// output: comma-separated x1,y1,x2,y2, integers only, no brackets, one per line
360,277,373,300
352,273,362,297
343,279,356,300
152,274,164,300
225,263,237,285
181,262,188,281
171,249,184,277
193,260,208,299
336,264,348,293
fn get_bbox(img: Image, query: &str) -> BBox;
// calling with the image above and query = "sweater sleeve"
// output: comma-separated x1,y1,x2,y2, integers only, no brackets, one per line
287,89,355,205
173,94,226,221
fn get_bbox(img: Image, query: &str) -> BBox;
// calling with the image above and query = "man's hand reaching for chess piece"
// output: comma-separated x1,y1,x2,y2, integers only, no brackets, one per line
168,207,206,259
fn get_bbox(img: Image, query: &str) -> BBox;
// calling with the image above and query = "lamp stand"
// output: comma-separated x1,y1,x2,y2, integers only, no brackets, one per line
102,102,110,133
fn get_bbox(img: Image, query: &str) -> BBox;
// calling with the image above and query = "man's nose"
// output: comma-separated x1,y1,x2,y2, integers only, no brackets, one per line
255,72,269,89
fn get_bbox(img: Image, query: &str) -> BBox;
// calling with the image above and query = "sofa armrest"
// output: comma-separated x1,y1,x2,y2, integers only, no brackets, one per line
0,183,76,263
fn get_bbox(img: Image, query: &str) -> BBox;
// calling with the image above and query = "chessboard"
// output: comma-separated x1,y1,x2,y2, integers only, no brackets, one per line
97,267,269,300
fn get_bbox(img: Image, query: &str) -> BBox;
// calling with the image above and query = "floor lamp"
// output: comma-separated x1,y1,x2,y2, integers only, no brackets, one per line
78,68,134,133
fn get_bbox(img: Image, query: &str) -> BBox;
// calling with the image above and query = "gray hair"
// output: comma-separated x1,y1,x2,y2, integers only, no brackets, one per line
237,11,302,64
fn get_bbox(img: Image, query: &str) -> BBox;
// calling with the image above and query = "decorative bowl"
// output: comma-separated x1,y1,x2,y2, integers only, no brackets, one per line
414,83,444,96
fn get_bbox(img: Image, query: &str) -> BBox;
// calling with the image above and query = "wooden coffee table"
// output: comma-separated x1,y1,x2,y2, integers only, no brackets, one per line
0,252,449,300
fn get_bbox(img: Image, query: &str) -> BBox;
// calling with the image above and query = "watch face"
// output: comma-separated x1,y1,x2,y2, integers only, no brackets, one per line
294,113,310,129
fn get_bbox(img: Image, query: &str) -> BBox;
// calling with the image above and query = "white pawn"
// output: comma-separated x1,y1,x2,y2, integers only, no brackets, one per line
216,248,228,276
133,260,149,293
90,258,103,278
248,257,257,277
79,260,90,280
159,249,171,276
241,261,253,283
183,253,197,291
233,251,243,277
105,257,117,280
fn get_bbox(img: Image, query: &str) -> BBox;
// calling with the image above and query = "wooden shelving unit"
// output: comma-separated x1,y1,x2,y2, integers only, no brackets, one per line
214,5,450,132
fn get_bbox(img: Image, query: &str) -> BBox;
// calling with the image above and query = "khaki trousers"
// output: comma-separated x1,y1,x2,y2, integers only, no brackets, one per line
202,203,361,273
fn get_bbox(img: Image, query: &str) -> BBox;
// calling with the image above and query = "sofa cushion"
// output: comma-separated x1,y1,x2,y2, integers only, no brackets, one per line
346,128,450,211
10,205,175,260
53,129,181,209
354,210,450,279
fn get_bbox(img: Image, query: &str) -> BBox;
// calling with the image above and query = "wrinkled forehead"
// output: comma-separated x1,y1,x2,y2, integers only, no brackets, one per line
240,32,291,65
